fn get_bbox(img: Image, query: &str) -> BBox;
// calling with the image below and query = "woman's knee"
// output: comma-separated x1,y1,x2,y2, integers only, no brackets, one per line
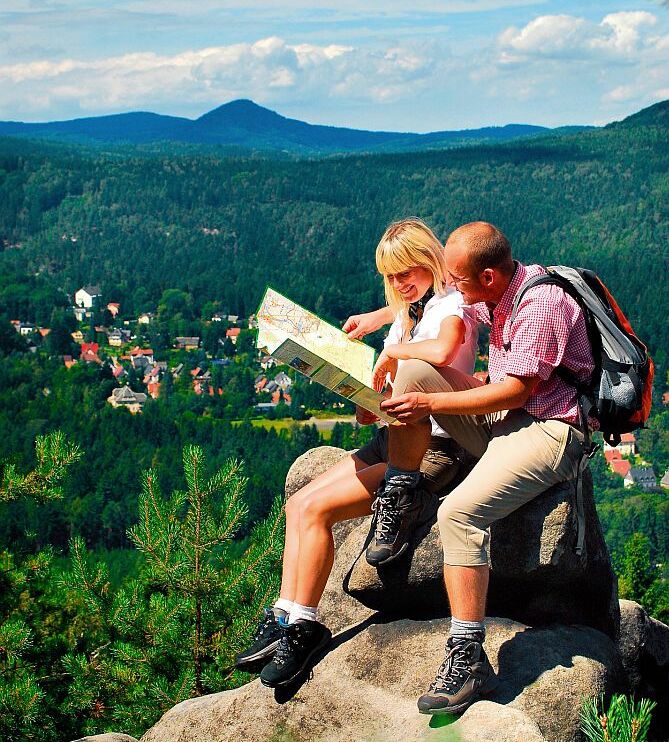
285,488,309,522
298,491,334,528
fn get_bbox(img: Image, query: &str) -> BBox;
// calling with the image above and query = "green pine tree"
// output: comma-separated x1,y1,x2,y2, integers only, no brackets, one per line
0,432,82,742
61,444,285,738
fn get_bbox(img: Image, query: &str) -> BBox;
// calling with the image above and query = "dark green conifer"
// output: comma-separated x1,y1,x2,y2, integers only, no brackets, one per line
61,444,284,737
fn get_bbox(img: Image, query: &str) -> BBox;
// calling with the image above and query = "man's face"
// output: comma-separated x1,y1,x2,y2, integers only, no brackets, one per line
444,243,489,305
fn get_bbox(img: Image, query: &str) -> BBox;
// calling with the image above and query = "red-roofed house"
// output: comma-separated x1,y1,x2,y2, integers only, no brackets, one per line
147,382,161,399
130,346,154,359
226,327,241,344
604,449,622,463
255,376,268,392
610,459,632,479
38,328,51,337
603,431,636,457
663,391,669,406
81,349,102,365
271,391,292,406
81,342,99,356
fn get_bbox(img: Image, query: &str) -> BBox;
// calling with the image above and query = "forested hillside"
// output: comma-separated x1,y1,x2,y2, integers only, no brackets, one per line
1,102,667,374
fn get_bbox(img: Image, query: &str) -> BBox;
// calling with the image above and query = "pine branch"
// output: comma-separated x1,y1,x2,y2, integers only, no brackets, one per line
0,432,81,502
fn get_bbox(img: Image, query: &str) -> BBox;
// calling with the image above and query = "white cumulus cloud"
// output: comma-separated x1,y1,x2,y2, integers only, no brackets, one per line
499,11,660,61
0,36,438,120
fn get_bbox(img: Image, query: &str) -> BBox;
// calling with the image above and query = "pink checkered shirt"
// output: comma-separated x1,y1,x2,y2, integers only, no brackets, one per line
473,263,594,423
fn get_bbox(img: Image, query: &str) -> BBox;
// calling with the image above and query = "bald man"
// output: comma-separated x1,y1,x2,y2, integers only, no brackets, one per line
379,222,594,715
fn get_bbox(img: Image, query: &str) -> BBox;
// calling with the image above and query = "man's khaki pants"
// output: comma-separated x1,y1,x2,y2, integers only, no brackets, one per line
393,360,585,566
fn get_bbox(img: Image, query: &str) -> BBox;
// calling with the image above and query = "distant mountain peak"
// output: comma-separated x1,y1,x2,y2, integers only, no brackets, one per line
196,99,288,130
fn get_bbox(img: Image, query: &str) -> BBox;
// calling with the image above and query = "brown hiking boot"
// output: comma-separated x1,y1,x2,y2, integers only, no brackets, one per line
417,637,499,715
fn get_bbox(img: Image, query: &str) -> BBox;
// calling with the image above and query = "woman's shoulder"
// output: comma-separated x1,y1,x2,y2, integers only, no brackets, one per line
427,286,465,313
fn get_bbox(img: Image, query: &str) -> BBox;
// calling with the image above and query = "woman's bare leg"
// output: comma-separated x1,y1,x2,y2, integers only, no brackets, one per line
279,453,376,602
293,461,387,608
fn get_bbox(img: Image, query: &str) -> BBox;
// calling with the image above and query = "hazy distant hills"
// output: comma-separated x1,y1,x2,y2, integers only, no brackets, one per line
0,98,562,154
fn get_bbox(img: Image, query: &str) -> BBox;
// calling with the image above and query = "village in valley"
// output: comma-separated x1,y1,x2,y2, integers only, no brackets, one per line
9,284,306,422
8,283,669,493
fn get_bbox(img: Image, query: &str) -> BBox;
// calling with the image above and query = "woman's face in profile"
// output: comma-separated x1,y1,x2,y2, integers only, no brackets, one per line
385,265,433,303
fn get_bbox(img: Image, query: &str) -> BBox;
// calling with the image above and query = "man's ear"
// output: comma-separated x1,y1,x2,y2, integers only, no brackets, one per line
480,268,495,288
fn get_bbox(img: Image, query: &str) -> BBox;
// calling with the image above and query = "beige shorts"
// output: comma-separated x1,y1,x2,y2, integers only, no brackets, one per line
356,425,462,494
392,359,585,566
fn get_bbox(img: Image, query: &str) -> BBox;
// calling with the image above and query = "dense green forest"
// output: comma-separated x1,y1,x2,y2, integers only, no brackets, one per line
0,103,667,372
0,102,667,739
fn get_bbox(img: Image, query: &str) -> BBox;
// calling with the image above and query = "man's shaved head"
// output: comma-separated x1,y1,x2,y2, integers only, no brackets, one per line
446,222,514,277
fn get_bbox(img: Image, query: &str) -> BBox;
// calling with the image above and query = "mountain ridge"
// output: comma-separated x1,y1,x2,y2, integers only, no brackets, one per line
0,98,559,153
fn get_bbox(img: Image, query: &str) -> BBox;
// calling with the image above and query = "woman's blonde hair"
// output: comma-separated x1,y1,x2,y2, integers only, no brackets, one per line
375,217,448,335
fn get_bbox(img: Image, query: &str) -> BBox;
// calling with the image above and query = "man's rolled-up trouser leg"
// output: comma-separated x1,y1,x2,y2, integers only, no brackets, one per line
391,359,493,459
436,410,585,566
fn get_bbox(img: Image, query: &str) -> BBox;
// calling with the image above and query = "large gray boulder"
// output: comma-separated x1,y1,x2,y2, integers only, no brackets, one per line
138,616,622,742
618,599,669,734
288,447,619,638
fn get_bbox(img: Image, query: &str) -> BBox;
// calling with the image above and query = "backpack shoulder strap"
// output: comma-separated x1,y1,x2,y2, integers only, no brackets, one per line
504,271,567,351
509,270,570,323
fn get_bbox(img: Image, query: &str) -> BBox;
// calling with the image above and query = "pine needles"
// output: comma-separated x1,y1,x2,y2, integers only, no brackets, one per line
60,444,285,738
580,694,656,742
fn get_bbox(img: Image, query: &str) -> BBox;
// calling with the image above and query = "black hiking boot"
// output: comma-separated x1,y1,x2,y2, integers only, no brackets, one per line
259,619,331,688
365,478,434,567
417,637,499,715
234,608,283,671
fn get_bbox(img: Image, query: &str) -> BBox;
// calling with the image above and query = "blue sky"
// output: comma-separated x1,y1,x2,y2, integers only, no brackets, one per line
1,0,668,130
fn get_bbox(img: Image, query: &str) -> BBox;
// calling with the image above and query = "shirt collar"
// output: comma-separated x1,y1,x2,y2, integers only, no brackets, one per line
490,261,526,318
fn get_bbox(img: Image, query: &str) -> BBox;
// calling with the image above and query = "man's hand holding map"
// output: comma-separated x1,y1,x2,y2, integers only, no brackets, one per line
256,288,398,425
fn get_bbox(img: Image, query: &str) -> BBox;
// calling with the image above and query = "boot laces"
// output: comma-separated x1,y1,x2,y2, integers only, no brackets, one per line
252,609,275,641
430,641,474,692
372,485,411,542
272,623,302,667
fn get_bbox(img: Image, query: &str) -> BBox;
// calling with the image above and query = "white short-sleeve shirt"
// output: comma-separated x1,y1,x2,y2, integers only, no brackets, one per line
384,288,478,438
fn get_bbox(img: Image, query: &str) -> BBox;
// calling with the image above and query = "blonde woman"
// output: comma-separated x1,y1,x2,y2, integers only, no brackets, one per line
235,218,477,689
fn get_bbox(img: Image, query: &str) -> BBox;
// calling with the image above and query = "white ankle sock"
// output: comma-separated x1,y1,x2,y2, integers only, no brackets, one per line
449,617,485,641
273,598,294,617
288,602,318,624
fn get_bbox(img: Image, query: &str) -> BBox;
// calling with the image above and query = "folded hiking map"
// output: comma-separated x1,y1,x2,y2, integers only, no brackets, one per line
256,287,398,425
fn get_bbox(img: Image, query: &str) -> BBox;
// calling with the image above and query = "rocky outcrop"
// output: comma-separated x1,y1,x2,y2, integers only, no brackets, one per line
139,616,622,742
618,599,669,734
288,447,619,638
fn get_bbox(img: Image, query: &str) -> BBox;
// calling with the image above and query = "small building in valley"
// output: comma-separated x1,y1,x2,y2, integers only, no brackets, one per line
75,285,102,309
107,385,147,414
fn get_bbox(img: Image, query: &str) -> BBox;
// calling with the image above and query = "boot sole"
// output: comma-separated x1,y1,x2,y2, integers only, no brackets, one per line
365,541,409,567
234,639,280,671
417,674,500,716
260,632,332,688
